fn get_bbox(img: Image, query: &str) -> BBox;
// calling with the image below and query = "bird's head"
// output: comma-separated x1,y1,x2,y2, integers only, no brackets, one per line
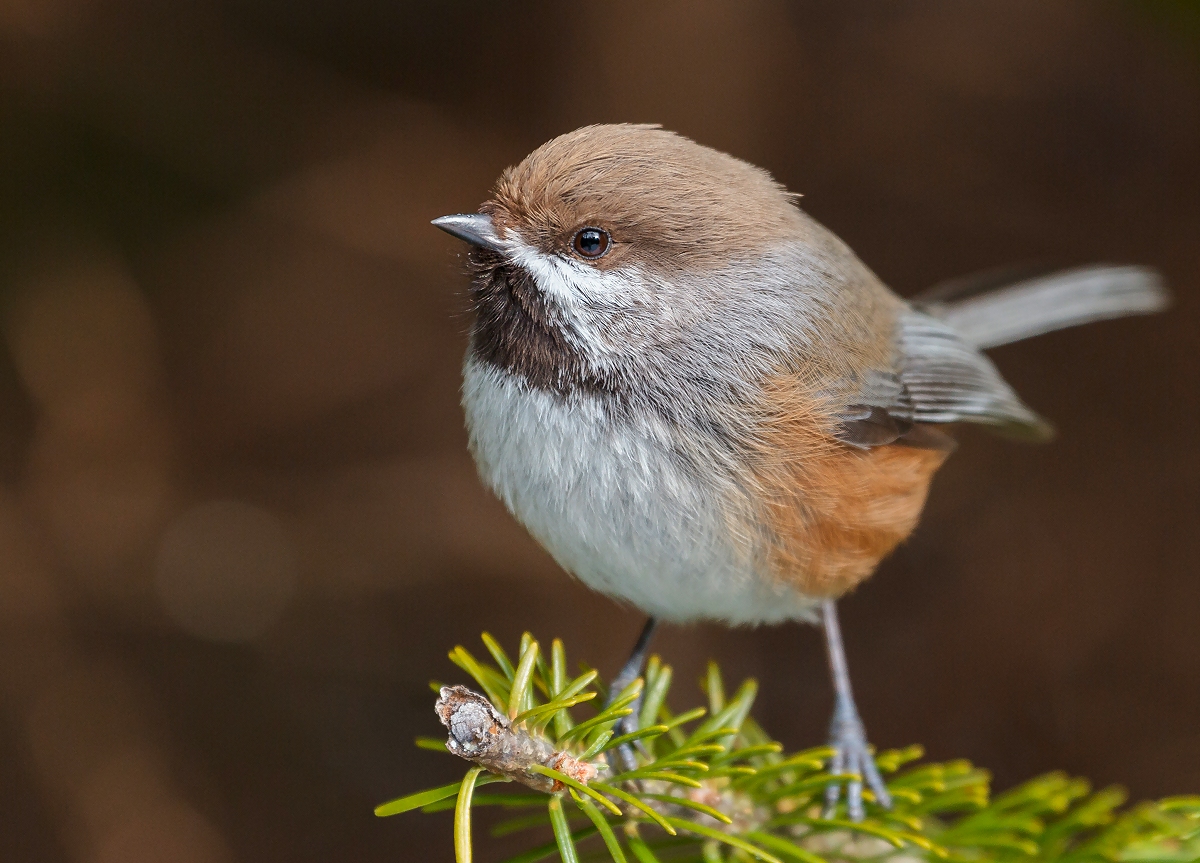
433,124,823,394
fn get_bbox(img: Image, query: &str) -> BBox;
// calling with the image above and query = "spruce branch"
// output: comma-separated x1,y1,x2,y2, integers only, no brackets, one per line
377,632,1200,863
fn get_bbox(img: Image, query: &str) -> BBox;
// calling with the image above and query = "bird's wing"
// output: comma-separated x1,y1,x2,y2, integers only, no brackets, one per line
835,310,1052,449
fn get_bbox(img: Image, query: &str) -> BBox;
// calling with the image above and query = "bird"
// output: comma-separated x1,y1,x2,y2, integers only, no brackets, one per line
431,123,1168,821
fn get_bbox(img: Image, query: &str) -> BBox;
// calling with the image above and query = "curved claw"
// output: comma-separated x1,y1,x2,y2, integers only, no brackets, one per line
823,713,892,821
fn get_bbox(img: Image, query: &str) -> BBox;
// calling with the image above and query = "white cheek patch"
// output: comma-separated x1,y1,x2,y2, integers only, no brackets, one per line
508,242,627,306
506,239,666,365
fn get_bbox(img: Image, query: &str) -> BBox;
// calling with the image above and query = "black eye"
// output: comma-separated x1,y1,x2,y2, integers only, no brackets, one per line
572,227,610,259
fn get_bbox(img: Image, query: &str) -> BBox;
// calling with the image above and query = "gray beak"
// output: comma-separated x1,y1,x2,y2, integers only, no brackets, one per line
431,213,505,252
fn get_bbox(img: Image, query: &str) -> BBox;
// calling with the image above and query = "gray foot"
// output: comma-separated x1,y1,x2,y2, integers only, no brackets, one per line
824,704,891,821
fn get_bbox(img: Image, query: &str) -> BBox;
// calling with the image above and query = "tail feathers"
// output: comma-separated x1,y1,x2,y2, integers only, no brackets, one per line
915,265,1169,351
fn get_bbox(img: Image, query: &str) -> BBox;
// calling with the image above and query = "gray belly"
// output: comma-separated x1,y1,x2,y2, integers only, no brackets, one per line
461,359,820,625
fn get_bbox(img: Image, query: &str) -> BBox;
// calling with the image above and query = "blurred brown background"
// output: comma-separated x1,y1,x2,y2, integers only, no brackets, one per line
1,1,1198,860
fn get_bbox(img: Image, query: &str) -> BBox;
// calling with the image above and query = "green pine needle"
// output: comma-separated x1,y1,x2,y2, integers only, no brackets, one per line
664,816,781,863
375,781,461,817
572,791,629,863
623,824,662,863
454,766,485,863
639,792,732,825
548,796,580,863
508,639,540,719
530,765,623,816
589,780,676,835
578,730,614,761
376,773,506,817
481,632,516,679
378,632,1200,863
743,831,826,863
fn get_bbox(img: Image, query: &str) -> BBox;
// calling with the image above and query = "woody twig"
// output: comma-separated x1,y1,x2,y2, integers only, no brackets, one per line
435,685,597,792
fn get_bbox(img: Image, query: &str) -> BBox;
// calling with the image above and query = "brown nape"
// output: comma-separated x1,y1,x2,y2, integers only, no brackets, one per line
748,376,951,598
482,124,814,275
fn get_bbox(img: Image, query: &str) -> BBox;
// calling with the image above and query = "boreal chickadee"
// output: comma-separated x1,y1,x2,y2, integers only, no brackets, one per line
432,124,1168,819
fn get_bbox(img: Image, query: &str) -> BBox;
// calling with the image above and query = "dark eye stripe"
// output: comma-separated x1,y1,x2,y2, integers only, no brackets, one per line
572,227,610,259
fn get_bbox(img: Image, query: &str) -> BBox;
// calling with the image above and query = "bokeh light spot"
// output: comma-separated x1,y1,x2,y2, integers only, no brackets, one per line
154,501,297,642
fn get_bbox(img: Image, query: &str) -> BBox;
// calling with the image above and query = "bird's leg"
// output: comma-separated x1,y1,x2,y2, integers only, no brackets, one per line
821,599,891,821
608,616,658,723
608,617,658,773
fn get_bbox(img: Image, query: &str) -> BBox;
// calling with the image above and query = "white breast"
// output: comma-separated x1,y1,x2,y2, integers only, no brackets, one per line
462,358,820,625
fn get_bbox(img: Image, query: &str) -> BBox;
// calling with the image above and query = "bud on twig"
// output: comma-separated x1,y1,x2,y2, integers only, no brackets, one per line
435,685,597,792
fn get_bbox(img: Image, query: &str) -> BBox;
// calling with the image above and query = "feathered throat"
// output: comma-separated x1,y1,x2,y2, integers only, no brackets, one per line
467,249,614,396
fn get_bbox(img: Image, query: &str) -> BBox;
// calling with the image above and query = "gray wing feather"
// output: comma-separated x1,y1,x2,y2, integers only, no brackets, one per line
836,312,1051,448
897,311,1051,438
